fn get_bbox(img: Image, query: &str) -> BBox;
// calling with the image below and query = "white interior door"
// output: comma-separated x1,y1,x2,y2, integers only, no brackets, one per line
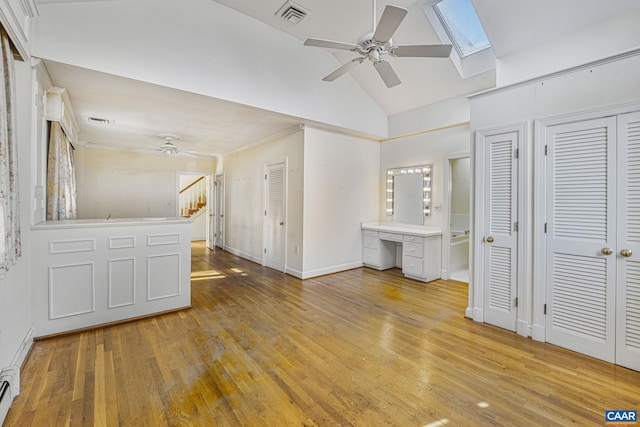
483,131,518,331
206,175,213,249
215,174,224,249
616,111,640,371
264,163,286,272
545,117,617,363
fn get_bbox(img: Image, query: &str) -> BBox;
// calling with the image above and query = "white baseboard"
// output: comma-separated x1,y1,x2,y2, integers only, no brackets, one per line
473,307,484,322
517,319,531,337
300,261,363,279
223,246,263,265
531,324,545,342
441,269,449,280
465,306,474,319
285,267,303,279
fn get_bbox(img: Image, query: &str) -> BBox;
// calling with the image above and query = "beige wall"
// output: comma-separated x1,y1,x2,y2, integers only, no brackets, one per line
74,147,216,219
223,131,304,274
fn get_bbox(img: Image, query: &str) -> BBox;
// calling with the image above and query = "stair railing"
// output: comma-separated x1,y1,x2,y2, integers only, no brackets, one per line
179,176,207,217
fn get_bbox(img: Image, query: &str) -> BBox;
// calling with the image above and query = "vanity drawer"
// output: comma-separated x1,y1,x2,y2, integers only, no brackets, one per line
363,248,379,266
404,235,424,244
402,256,424,277
363,230,379,237
363,235,379,249
379,232,403,242
403,241,424,258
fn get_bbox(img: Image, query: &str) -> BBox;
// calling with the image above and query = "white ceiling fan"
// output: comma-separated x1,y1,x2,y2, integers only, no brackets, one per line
154,134,199,157
304,0,452,88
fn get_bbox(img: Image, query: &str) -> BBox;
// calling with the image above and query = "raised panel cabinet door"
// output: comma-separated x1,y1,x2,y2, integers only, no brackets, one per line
545,116,616,363
616,111,640,371
483,130,518,331
265,163,286,272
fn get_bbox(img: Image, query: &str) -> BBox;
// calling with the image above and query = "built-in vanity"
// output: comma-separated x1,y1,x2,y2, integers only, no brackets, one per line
361,222,442,282
362,163,442,282
31,217,192,337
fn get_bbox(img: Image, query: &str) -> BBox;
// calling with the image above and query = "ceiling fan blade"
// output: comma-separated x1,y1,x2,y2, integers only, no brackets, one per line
322,58,364,82
392,44,453,58
374,60,401,88
373,5,408,43
304,38,358,51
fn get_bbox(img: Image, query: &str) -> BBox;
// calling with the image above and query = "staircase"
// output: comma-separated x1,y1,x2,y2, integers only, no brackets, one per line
179,176,207,218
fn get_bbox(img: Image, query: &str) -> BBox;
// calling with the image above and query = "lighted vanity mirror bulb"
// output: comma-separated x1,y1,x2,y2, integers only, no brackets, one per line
424,177,431,181
401,169,407,174
424,209,430,214
387,170,394,175
387,189,393,193
386,208,393,213
423,168,428,172
408,169,415,173
387,179,393,183
386,199,393,202
423,187,429,191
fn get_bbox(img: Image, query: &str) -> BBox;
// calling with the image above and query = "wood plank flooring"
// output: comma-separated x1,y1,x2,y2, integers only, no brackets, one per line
5,241,640,426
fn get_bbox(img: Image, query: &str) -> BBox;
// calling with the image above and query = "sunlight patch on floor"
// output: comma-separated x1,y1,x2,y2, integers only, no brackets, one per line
190,270,226,281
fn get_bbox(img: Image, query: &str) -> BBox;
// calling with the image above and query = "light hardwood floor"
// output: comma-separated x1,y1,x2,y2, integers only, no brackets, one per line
5,242,640,426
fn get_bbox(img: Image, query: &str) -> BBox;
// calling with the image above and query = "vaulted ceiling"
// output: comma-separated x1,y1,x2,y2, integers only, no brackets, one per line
33,0,640,156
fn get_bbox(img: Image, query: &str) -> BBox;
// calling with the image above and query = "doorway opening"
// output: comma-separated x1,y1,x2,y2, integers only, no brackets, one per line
444,153,470,283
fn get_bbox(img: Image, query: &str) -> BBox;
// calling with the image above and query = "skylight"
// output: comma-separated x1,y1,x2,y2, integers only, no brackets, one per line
433,0,490,57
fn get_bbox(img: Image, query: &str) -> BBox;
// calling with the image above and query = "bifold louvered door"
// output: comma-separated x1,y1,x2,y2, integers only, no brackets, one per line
545,117,618,363
483,131,518,331
616,112,640,371
265,163,286,272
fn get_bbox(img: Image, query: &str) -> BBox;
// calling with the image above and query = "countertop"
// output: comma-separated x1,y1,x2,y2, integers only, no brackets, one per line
361,221,442,237
31,217,192,230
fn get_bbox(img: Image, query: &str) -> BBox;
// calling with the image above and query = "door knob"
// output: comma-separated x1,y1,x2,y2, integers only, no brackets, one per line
279,221,285,226
601,247,613,255
620,249,633,257
486,236,494,243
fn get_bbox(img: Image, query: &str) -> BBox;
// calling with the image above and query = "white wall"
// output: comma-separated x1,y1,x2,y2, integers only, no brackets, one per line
451,157,470,216
224,131,304,274
496,9,640,86
302,126,379,277
74,147,216,219
0,60,34,375
32,0,388,137
382,97,472,228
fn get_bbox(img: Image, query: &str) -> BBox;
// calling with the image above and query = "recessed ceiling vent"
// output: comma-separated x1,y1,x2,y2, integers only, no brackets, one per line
275,0,310,25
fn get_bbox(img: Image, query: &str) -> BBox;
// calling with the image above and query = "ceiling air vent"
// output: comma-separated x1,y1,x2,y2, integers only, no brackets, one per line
275,1,310,25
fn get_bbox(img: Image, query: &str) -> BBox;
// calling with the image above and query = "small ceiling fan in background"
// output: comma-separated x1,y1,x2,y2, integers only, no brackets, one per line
153,134,199,157
304,0,452,88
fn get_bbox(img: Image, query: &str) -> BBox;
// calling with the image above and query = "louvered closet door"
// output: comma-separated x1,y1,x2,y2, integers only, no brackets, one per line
545,117,617,363
265,163,286,272
617,112,640,371
483,131,518,331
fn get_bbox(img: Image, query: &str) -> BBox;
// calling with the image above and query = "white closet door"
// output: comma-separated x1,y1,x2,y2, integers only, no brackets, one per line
264,163,286,272
617,112,640,371
545,117,617,363
483,131,518,331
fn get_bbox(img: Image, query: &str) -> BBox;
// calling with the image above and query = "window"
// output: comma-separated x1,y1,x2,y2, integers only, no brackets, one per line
422,0,495,78
433,0,490,57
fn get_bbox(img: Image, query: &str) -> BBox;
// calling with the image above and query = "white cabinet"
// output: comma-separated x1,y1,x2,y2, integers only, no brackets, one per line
361,222,442,282
31,218,192,338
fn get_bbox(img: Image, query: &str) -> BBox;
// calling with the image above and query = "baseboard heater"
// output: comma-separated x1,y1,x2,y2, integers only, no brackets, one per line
0,380,10,424
0,367,18,425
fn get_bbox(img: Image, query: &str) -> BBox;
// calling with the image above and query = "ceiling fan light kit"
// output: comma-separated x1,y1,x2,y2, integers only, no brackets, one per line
304,2,452,88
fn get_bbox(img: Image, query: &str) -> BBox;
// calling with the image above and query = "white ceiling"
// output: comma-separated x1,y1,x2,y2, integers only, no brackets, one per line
36,0,640,156
44,60,303,156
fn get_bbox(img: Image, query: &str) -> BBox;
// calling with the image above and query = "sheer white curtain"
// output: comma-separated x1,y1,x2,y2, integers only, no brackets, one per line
46,121,77,220
0,28,21,271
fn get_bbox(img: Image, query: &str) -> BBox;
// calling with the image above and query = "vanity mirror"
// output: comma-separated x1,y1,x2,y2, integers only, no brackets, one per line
386,165,432,225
